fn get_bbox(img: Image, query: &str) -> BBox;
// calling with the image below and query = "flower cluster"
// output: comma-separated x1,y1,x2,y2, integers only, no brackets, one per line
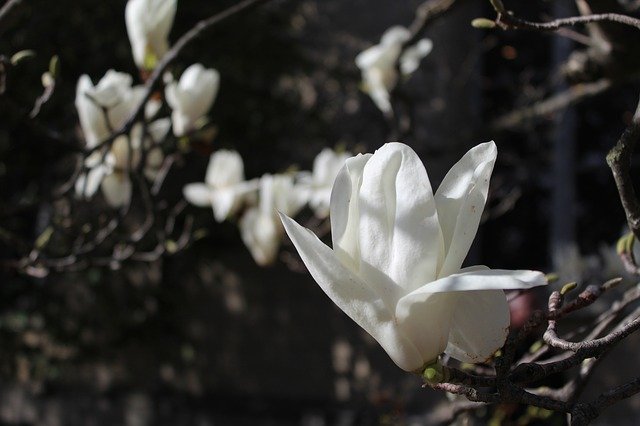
183,148,351,266
74,0,219,208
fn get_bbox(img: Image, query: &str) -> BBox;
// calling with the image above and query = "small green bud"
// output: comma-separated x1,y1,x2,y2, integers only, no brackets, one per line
616,232,634,255
489,0,506,12
545,273,559,284
529,340,543,353
165,239,178,254
560,282,578,295
48,55,60,79
143,49,158,71
35,226,54,250
420,359,448,384
471,18,497,29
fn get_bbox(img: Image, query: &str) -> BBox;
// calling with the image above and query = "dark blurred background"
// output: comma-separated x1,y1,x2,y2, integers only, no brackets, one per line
1,0,640,424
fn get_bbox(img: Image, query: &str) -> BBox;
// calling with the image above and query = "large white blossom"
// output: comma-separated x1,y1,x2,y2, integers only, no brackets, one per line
298,148,352,218
240,174,307,266
355,26,433,114
183,150,258,222
165,64,220,137
125,0,177,69
280,142,546,371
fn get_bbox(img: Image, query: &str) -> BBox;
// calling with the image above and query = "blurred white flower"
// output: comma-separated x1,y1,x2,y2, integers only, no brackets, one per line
76,119,171,207
355,26,433,114
125,0,177,69
165,64,220,136
280,142,546,371
75,70,145,148
298,148,352,218
240,173,307,266
183,150,258,222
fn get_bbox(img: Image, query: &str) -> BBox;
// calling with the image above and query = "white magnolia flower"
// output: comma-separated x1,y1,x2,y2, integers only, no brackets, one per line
355,26,433,114
125,0,177,69
165,64,220,136
298,148,352,218
183,150,257,222
75,70,145,148
240,174,307,266
280,142,546,371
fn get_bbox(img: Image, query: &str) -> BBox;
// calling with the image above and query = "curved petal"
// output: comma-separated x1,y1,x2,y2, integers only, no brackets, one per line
404,268,547,295
211,187,242,222
125,0,148,67
395,291,456,366
368,85,393,115
148,118,171,143
147,0,177,60
240,207,282,266
182,65,219,118
183,183,213,207
330,153,372,274
280,213,424,371
435,141,497,278
358,143,443,296
170,111,189,137
380,26,411,46
355,45,385,71
206,150,244,187
400,38,433,76
164,82,182,111
76,75,109,148
444,290,510,363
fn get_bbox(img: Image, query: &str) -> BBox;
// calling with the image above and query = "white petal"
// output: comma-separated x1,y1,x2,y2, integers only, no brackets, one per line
355,45,386,71
435,141,497,278
125,0,148,67
148,118,171,143
126,0,176,68
211,187,242,222
405,268,547,294
170,110,189,137
400,38,433,76
368,86,393,114
183,183,213,207
330,153,372,273
394,291,456,366
280,213,424,371
240,207,282,266
108,85,145,131
101,173,132,208
444,290,510,363
75,165,107,199
380,26,411,46
166,64,220,135
75,75,109,148
358,143,443,296
164,81,182,111
205,150,244,187
147,0,177,62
